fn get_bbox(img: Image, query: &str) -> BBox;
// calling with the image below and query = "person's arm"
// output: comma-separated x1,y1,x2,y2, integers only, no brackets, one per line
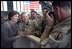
40,12,54,42
40,25,52,41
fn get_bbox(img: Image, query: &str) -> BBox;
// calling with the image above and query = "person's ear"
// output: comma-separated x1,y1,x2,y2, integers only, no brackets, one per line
54,6,61,17
54,6,60,14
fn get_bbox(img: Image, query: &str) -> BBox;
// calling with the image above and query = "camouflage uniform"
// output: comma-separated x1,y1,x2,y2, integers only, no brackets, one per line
28,19,42,37
41,16,71,48
17,21,28,32
27,19,43,48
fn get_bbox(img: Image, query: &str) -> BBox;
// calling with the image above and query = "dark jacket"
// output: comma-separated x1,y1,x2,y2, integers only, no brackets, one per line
1,21,17,48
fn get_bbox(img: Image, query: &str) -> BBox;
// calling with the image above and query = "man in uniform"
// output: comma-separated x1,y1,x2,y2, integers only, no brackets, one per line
41,1,71,48
28,11,43,48
28,11,42,36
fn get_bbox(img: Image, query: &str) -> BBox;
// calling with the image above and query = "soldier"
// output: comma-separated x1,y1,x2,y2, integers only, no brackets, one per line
34,14,43,37
28,11,42,36
41,8,50,36
41,1,71,48
28,11,43,48
13,12,31,48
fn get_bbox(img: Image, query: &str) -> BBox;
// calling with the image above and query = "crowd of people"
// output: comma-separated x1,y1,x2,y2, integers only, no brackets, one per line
1,1,71,48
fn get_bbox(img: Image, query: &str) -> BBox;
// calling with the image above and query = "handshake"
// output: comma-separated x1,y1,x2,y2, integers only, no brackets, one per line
17,31,28,38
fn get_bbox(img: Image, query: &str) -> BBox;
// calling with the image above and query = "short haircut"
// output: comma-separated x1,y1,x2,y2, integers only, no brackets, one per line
31,11,37,16
43,8,48,10
31,11,37,14
8,10,19,20
52,1,71,9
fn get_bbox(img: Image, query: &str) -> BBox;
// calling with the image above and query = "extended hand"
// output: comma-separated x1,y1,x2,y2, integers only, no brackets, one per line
18,31,27,37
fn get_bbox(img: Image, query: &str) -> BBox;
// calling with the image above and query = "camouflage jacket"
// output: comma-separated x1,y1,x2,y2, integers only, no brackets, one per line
42,16,71,48
28,19,42,36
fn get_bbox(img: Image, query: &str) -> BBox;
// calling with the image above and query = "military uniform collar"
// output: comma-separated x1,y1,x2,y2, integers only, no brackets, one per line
54,16,71,29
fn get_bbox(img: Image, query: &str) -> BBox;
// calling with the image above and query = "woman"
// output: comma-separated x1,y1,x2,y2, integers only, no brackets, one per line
1,11,23,48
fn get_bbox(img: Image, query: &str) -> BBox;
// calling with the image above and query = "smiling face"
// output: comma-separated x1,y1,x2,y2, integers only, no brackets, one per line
11,14,19,23
21,14,27,22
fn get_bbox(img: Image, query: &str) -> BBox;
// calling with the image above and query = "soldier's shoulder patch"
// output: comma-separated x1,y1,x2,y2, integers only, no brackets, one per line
49,30,63,42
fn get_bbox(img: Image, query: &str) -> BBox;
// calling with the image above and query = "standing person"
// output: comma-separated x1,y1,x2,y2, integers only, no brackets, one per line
35,14,43,37
1,11,24,48
17,12,29,32
28,11,43,36
41,8,50,33
13,12,31,48
27,11,42,48
41,1,71,48
28,11,38,35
